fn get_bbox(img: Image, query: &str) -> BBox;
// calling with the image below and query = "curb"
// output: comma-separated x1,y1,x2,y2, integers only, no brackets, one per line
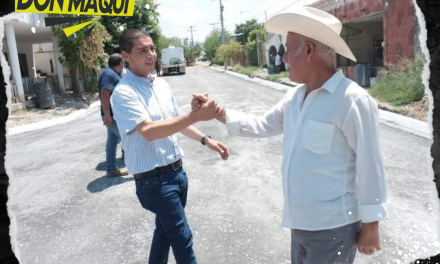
8,101,101,136
210,67,432,140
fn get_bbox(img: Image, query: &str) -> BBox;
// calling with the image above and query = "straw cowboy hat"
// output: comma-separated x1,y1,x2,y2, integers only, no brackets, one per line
265,6,357,62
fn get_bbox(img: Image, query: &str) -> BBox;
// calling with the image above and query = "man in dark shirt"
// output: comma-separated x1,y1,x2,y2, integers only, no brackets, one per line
98,53,128,177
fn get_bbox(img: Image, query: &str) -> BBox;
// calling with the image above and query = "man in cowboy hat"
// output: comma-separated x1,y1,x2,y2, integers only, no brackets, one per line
191,6,389,264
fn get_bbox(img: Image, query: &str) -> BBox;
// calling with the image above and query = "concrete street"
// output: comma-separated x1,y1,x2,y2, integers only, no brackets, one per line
7,67,439,264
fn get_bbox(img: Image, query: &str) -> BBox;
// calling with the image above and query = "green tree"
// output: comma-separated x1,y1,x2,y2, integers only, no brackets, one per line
100,0,161,54
203,28,221,60
217,39,243,67
49,14,111,97
234,19,264,45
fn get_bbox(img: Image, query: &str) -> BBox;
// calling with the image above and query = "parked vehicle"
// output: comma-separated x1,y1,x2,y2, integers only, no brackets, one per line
161,46,186,75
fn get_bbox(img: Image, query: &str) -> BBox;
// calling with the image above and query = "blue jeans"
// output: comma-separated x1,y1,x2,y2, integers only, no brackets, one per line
135,167,197,264
102,116,121,172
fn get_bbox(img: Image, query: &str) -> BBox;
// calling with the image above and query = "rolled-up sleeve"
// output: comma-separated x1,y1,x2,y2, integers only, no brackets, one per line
110,85,151,135
225,93,286,138
341,94,389,223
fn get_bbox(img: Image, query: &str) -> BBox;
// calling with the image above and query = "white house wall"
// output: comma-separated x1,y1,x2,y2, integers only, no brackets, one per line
33,43,70,77
264,34,288,69
2,41,36,78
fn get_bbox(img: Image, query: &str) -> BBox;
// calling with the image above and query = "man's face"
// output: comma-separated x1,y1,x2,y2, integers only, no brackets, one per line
284,32,307,83
122,36,157,77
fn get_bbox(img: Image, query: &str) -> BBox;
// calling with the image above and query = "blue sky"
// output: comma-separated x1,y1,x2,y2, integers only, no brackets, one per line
156,0,321,43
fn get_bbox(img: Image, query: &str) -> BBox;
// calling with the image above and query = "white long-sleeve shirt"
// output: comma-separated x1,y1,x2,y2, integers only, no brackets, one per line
225,70,389,230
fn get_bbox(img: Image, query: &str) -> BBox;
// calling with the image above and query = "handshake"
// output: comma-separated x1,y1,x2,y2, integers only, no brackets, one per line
190,93,226,123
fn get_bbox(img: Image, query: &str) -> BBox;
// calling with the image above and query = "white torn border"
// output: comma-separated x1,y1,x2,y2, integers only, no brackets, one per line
414,0,440,251
0,12,25,263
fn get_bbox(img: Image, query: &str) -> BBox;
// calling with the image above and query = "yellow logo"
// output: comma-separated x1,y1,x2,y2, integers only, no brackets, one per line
15,0,135,16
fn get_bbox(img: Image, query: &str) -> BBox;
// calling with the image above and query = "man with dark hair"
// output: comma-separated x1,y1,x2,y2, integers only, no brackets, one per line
99,53,128,177
111,29,229,264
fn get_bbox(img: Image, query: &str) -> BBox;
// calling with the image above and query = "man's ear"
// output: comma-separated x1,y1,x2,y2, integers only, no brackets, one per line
121,51,130,64
306,42,315,61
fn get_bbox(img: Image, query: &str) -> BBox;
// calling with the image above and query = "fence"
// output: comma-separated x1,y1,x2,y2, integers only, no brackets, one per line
338,12,384,67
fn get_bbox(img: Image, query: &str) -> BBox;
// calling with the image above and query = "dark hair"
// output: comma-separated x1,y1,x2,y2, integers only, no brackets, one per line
119,29,151,53
108,53,123,68
113,45,121,54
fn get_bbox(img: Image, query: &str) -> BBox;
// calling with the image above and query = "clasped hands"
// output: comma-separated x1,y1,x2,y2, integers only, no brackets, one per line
190,93,225,121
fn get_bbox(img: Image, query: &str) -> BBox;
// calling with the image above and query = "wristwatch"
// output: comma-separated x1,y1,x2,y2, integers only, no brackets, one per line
201,135,211,145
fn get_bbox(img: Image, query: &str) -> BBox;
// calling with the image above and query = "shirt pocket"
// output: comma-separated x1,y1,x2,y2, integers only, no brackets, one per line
302,119,335,154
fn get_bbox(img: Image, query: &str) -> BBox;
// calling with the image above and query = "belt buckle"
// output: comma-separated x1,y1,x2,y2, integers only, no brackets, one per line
172,160,180,171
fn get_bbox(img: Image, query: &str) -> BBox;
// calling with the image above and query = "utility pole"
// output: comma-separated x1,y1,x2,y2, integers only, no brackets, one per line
219,0,225,44
188,26,196,48
256,32,260,66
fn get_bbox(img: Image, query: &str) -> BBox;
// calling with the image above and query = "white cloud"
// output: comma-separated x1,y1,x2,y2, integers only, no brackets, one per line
183,0,197,6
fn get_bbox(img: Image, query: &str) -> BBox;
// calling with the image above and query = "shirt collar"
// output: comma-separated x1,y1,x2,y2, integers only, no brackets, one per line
125,68,155,83
320,69,344,94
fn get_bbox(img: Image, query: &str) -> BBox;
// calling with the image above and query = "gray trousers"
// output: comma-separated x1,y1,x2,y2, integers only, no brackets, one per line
291,221,361,264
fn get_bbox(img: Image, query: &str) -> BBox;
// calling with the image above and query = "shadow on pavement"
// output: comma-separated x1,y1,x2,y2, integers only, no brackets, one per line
95,157,126,172
87,175,134,193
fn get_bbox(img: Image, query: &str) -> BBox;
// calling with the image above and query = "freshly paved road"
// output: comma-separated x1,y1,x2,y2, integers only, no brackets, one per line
7,66,439,264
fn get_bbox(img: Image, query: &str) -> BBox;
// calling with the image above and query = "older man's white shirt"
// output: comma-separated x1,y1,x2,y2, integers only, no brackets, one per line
225,69,389,230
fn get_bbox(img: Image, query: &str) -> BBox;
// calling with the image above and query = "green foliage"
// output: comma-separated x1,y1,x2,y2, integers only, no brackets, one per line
100,0,161,54
97,53,110,69
232,65,263,77
217,39,243,63
368,54,426,106
83,75,98,93
212,51,224,65
203,28,221,60
49,14,111,76
248,29,266,43
246,41,258,66
266,71,289,82
234,19,264,45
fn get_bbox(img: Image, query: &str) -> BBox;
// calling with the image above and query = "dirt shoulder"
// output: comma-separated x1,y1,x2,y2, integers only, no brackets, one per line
8,92,100,128
375,96,429,122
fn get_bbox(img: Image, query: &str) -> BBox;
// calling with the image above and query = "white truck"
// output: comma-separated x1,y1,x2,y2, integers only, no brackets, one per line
161,46,186,75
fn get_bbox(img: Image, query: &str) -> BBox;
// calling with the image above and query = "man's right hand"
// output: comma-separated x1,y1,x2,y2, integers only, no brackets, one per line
191,93,209,112
103,115,112,126
190,98,220,121
192,93,226,123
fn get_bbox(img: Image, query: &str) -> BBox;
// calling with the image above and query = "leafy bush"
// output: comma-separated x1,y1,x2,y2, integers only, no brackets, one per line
83,76,98,93
212,51,224,65
369,54,426,106
233,65,262,77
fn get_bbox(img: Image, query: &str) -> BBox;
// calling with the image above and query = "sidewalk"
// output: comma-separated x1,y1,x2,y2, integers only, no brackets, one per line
8,101,101,136
211,66,432,140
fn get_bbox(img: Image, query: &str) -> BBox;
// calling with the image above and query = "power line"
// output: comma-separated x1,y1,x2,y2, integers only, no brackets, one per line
161,14,219,34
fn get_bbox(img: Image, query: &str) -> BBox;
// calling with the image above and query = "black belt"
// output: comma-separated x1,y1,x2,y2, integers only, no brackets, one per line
134,159,182,179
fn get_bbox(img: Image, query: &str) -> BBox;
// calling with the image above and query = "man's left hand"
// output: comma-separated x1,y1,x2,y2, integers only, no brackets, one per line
205,138,229,160
357,221,381,255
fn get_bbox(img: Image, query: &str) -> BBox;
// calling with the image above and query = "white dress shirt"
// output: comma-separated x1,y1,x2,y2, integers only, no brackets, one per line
111,69,183,175
225,70,389,230
275,54,282,66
